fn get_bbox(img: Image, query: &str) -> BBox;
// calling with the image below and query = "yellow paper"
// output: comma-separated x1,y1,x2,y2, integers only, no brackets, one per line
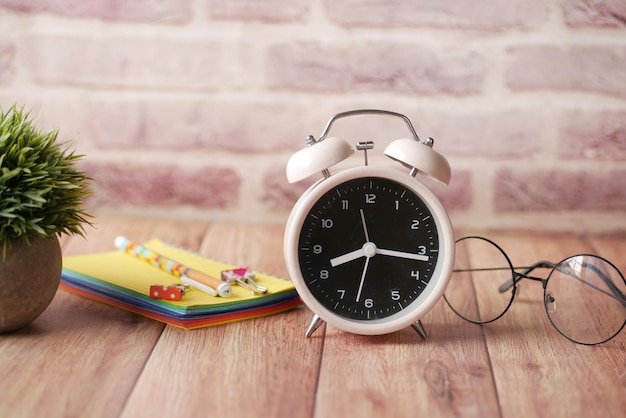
62,239,296,308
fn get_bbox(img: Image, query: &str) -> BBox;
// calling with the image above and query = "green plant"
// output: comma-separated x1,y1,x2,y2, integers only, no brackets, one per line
0,105,92,253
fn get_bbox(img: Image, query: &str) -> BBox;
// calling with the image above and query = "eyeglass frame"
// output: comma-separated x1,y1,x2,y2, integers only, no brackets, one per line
444,236,626,346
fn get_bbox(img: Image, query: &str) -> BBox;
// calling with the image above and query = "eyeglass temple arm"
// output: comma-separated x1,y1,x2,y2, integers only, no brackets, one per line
579,262,626,307
497,261,626,307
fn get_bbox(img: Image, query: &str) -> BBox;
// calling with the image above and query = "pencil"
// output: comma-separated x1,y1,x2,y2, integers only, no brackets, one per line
114,236,232,298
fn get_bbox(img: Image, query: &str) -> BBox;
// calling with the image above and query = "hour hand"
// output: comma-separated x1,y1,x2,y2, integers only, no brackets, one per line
330,248,365,267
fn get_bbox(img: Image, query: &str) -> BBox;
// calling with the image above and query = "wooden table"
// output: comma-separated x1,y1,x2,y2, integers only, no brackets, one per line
1,215,624,418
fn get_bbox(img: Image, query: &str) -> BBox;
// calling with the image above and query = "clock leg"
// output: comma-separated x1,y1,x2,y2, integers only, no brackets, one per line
411,320,428,339
305,314,325,337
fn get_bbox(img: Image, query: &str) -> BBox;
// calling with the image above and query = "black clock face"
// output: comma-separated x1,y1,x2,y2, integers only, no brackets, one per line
297,176,440,321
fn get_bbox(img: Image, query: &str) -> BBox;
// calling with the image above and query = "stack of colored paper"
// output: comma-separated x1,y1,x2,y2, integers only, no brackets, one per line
60,239,301,329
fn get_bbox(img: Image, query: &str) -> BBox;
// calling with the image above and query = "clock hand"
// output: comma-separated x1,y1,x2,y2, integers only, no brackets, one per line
355,255,370,303
330,248,365,267
375,248,429,262
360,208,370,242
330,242,378,267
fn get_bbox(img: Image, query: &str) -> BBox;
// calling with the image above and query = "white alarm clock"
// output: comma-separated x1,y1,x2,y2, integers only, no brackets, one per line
284,109,455,338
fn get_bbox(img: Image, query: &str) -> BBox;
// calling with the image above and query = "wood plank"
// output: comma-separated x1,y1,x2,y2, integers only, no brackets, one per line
62,214,210,255
121,224,323,418
314,318,502,417
586,234,626,273
474,232,626,418
585,234,626,388
0,215,208,418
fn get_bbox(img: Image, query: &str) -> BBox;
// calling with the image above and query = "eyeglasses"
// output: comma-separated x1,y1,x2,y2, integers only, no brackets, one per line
443,236,626,345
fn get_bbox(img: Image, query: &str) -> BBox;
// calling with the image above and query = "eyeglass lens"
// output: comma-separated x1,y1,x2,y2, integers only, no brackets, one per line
545,255,626,345
444,237,515,324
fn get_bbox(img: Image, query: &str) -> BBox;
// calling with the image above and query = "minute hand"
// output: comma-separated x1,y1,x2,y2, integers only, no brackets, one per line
376,248,429,262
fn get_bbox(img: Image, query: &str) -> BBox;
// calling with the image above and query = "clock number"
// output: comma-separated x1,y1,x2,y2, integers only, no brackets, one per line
364,298,374,308
337,289,345,299
411,219,420,229
411,270,420,280
313,244,322,254
320,269,329,280
342,200,349,210
395,200,399,210
417,245,427,255
391,290,400,301
321,219,333,229
365,193,376,204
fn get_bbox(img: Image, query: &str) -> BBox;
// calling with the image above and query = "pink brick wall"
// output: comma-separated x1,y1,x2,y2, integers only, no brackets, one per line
0,0,624,233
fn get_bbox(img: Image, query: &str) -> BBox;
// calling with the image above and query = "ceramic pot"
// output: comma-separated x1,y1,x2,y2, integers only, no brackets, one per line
0,235,62,332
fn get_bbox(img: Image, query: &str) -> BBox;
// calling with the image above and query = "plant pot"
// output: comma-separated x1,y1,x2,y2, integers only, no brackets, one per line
0,235,62,332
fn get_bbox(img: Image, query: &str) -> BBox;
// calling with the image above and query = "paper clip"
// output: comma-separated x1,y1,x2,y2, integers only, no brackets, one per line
221,267,269,295
149,284,189,301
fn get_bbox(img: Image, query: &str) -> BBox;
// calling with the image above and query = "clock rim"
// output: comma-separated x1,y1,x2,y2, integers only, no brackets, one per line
284,165,455,335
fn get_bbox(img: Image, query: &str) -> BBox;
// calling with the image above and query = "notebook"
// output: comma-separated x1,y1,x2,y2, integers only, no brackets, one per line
60,239,301,329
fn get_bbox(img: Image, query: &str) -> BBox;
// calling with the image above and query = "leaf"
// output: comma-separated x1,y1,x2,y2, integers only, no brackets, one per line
0,167,21,183
23,189,49,203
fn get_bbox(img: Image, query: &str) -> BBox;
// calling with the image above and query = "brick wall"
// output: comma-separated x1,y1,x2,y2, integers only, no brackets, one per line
0,0,624,233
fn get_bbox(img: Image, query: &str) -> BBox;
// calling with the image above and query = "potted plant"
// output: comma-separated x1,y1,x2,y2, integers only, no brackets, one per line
0,105,92,332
